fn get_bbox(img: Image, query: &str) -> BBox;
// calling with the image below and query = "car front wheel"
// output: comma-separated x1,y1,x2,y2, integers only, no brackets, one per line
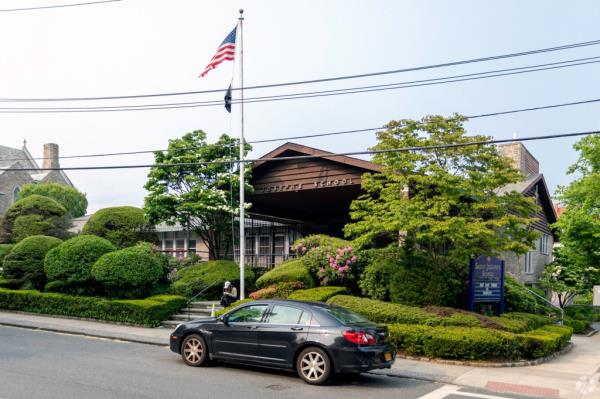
296,347,331,385
181,334,209,367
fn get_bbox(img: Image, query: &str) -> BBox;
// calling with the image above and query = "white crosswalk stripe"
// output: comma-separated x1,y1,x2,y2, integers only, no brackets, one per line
417,384,518,399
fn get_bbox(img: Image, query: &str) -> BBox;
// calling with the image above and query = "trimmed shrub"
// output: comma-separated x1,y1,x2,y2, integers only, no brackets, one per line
215,298,254,316
359,247,401,301
18,182,88,218
0,288,185,327
564,305,600,322
388,323,572,360
0,195,69,243
169,260,255,298
288,286,347,302
249,281,304,300
2,235,63,290
0,244,14,263
91,243,163,299
82,206,156,249
505,276,554,315
255,259,315,289
44,235,117,294
563,316,590,334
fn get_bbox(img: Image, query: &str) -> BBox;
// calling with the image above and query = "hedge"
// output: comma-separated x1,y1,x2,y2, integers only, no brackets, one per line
288,286,347,302
249,281,304,300
0,288,186,327
565,305,600,322
327,295,557,332
388,323,572,360
169,260,255,298
82,206,155,249
255,259,315,288
0,244,14,263
563,316,590,334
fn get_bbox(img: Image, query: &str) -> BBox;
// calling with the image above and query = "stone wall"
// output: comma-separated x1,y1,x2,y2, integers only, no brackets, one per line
502,232,554,285
0,171,34,214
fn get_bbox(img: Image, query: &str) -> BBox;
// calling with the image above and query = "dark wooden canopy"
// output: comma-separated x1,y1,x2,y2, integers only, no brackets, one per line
248,143,381,236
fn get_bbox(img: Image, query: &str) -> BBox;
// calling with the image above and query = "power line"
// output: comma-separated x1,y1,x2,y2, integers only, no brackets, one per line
2,38,600,102
1,56,599,113
2,130,598,171
4,96,600,163
0,0,122,12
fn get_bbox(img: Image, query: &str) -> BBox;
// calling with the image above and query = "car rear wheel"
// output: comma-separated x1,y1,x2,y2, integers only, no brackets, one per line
181,334,209,367
296,347,331,385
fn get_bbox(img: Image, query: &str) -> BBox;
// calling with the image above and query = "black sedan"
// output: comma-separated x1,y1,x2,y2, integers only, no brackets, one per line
169,299,395,385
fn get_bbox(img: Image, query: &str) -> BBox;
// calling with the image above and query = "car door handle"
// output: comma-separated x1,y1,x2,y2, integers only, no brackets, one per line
290,327,304,331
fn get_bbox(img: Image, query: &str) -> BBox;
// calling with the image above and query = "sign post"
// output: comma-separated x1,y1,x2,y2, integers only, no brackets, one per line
468,256,505,314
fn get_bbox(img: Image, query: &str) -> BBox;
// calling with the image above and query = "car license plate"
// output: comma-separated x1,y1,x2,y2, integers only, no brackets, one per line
384,352,393,361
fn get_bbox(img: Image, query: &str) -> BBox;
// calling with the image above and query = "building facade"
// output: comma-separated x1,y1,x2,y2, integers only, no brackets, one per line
0,142,74,214
497,143,557,285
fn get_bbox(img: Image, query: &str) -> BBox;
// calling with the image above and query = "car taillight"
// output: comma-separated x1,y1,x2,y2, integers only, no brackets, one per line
343,330,377,345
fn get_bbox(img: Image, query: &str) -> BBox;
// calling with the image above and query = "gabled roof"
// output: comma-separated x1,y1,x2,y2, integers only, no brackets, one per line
252,142,382,173
496,173,557,225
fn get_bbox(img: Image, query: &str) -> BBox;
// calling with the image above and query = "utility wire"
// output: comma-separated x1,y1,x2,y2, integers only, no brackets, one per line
0,0,122,12
2,130,598,171
1,38,600,102
4,96,600,163
1,56,599,113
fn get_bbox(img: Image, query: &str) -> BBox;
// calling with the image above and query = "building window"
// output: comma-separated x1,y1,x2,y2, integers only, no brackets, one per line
525,252,533,274
540,234,550,255
188,240,196,254
12,186,20,203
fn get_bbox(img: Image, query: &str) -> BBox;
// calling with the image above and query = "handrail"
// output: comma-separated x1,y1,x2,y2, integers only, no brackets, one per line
186,280,220,321
522,285,564,325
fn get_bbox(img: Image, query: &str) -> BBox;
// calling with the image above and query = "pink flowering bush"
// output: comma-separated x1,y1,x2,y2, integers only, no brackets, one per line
292,235,349,257
318,246,359,286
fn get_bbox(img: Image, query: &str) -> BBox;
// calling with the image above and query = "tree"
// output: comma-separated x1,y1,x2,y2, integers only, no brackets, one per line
0,194,71,243
345,115,540,268
82,206,156,249
18,182,88,217
546,135,600,304
144,130,251,260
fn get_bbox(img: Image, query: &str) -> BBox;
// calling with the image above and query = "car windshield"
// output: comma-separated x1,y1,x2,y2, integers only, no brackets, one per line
325,306,370,325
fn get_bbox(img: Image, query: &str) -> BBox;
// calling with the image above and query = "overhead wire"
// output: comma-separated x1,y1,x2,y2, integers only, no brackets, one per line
1,56,599,113
1,130,598,171
1,38,600,102
0,0,123,12
3,96,600,163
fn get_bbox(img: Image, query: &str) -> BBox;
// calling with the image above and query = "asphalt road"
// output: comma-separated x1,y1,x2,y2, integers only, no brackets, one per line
0,326,528,399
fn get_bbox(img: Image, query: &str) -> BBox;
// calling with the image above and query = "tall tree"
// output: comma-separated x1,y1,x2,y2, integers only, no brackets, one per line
18,182,87,218
345,115,539,265
144,131,251,260
546,135,600,304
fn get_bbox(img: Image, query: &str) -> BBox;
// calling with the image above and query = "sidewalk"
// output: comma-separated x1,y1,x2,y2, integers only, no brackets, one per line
0,311,171,346
0,311,598,398
374,323,600,399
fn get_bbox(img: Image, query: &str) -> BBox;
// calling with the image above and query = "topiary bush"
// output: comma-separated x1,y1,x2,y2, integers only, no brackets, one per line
0,244,14,264
91,243,163,299
0,195,70,243
288,286,347,302
18,182,88,218
169,260,255,298
359,247,402,301
44,235,117,295
249,281,304,300
82,206,156,248
2,235,63,290
255,259,315,289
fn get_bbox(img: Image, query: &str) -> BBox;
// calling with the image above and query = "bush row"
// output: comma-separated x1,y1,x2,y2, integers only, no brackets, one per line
388,323,572,360
255,259,314,289
288,286,347,302
169,261,255,298
0,288,186,327
327,295,557,333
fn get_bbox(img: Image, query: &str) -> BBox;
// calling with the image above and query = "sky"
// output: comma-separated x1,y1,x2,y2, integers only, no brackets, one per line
1,0,599,213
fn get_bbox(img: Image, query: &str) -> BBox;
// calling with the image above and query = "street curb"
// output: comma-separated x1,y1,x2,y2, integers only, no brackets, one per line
0,321,168,347
395,342,574,368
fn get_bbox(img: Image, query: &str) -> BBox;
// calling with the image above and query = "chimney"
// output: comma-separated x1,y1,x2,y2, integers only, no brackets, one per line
498,142,539,177
43,143,59,169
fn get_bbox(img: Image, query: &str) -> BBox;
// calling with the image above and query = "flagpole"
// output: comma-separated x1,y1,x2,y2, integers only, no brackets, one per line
238,8,245,300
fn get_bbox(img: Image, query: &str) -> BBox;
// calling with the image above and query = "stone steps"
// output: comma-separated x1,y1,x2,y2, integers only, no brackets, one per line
161,300,223,329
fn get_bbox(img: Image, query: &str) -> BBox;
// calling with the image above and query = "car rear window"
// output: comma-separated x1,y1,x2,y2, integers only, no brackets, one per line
324,306,370,325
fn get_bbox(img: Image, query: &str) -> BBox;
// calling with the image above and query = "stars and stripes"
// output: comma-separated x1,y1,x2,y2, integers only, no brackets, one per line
199,26,237,78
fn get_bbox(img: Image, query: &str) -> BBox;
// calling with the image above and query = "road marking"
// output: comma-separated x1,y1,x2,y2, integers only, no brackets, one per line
418,385,461,399
417,384,519,399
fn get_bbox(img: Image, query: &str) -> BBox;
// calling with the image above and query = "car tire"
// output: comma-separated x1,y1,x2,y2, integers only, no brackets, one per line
296,347,332,385
181,334,209,367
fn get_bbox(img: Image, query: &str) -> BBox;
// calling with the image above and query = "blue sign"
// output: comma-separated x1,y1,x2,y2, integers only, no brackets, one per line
468,256,505,313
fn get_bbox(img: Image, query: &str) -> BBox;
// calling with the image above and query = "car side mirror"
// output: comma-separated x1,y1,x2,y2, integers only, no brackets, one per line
218,315,229,325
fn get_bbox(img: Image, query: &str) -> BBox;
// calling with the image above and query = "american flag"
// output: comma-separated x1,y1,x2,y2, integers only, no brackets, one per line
199,26,237,78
